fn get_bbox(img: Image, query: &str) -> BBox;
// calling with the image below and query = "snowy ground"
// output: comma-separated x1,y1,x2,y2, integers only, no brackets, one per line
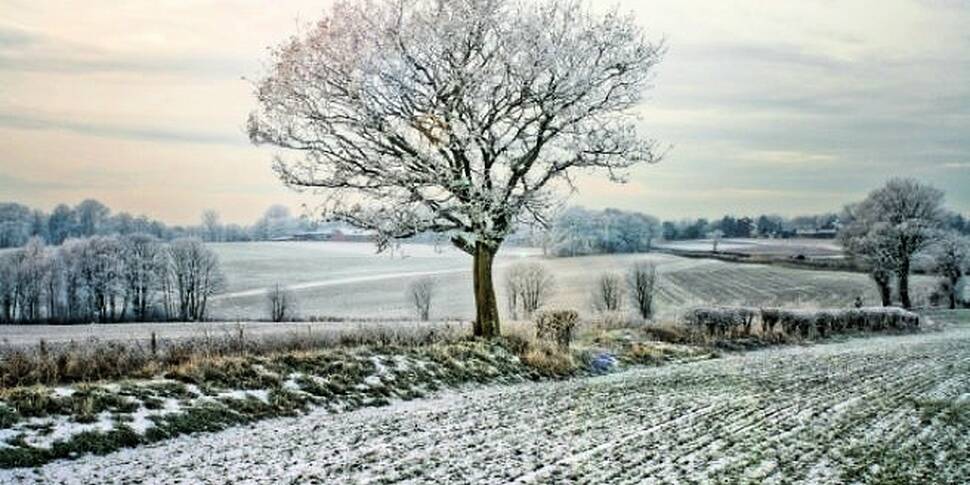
655,238,843,257
7,326,967,484
204,242,935,322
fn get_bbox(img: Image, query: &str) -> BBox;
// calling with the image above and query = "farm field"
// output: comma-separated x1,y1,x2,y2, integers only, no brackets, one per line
207,242,935,322
7,318,968,484
654,238,844,258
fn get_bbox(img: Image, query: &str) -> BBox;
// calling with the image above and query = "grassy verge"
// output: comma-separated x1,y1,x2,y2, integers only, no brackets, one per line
5,310,960,469
0,330,709,469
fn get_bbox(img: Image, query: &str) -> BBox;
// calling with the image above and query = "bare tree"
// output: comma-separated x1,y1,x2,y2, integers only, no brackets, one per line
842,178,944,308
167,238,226,321
121,233,166,321
267,283,295,322
840,219,898,307
248,0,665,337
628,262,658,319
592,272,625,313
17,237,51,321
504,262,554,319
407,277,437,321
710,229,725,253
0,251,16,322
79,236,125,322
57,238,87,321
932,232,969,309
201,209,223,243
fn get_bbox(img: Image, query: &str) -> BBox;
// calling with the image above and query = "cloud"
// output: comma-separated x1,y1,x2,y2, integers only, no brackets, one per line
0,25,252,78
0,112,246,146
733,150,838,167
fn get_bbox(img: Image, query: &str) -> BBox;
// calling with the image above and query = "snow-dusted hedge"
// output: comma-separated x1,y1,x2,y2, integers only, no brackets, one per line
682,307,758,336
684,306,920,337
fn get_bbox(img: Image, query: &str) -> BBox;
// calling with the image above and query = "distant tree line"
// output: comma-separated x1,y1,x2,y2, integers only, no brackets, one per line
0,199,320,248
0,235,225,324
660,214,842,240
549,207,661,257
660,212,970,242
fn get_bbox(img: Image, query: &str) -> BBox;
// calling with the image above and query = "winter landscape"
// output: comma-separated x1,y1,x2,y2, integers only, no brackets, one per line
2,0,970,484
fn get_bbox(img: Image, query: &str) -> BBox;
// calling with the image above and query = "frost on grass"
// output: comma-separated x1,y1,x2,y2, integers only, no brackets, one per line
0,340,541,468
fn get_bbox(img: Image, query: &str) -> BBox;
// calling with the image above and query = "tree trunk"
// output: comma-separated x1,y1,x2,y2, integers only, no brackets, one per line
472,242,500,338
897,258,912,309
878,280,892,307
950,277,959,310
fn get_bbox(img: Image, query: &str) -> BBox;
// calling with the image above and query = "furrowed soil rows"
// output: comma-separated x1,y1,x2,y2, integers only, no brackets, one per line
6,326,968,484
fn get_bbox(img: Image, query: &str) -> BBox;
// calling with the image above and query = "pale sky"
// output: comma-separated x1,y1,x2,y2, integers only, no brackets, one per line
1,0,968,225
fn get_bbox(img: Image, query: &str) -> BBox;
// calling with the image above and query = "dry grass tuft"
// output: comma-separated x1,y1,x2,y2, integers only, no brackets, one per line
520,342,577,377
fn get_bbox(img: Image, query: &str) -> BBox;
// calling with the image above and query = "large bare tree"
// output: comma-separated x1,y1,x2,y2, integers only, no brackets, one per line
249,0,664,337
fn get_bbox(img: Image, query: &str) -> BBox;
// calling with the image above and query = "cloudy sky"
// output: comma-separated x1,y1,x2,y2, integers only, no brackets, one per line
1,0,968,224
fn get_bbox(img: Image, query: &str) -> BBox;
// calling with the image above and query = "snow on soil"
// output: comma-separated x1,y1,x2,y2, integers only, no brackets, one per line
5,328,968,484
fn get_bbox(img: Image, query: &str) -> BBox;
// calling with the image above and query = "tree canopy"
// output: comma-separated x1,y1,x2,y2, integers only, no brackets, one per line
249,0,665,336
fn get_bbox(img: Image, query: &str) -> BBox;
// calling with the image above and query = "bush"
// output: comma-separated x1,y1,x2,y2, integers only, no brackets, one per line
504,262,554,320
682,307,756,336
534,310,579,350
683,306,920,338
591,273,625,313
406,277,437,321
627,262,658,319
266,283,296,322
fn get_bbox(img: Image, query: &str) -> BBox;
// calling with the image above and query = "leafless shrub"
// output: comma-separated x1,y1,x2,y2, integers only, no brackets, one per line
591,272,625,313
504,262,555,320
267,283,296,322
534,309,579,350
407,277,437,321
628,262,658,320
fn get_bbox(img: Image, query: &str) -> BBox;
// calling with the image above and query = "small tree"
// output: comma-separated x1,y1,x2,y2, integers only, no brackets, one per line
120,233,165,321
504,262,555,319
267,283,295,322
592,272,625,313
628,262,658,319
407,277,437,321
167,238,226,321
932,232,969,309
0,252,16,322
79,236,125,322
711,229,725,253
841,221,898,307
201,210,223,243
17,237,51,322
249,0,665,337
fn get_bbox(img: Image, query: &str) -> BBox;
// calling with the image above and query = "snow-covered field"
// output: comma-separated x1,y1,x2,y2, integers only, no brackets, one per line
206,242,933,321
656,238,843,257
6,325,967,484
0,243,936,345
